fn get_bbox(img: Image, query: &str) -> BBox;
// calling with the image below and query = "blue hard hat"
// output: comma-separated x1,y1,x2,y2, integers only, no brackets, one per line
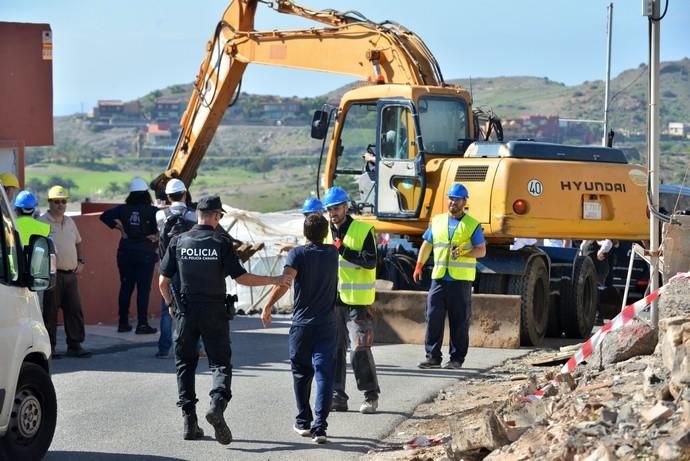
14,190,38,210
302,197,325,214
322,186,350,208
448,183,469,199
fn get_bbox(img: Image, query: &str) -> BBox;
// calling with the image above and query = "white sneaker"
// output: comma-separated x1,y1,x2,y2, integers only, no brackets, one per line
293,424,311,437
312,432,328,444
359,399,378,414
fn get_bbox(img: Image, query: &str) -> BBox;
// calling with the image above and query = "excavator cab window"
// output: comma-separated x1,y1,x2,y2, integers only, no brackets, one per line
417,96,469,155
375,100,426,219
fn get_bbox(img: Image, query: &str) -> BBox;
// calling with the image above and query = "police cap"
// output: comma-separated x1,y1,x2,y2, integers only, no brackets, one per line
197,195,224,214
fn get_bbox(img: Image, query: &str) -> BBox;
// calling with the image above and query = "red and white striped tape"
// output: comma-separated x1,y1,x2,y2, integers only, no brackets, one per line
518,271,690,403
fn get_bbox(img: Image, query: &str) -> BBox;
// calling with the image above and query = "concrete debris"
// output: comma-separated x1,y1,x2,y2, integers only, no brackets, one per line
446,407,509,455
362,279,690,461
587,320,657,368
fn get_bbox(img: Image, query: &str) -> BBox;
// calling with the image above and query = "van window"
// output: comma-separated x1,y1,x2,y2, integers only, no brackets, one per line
0,197,19,283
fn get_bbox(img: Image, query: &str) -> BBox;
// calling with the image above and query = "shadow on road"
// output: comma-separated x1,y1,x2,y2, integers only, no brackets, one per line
229,434,382,455
46,452,185,461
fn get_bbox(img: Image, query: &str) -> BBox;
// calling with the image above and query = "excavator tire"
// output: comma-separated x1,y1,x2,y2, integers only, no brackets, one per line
477,273,509,294
509,256,549,346
562,256,598,339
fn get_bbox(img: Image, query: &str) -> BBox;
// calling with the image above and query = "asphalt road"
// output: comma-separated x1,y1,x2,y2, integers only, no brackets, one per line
45,316,528,461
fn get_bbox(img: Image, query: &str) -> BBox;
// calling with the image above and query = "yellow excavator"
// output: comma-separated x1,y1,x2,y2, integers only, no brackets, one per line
151,0,649,346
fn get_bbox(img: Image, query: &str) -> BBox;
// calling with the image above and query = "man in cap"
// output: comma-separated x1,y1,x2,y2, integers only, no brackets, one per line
0,172,20,202
322,186,380,414
39,185,91,358
414,183,486,369
159,194,291,444
154,178,196,358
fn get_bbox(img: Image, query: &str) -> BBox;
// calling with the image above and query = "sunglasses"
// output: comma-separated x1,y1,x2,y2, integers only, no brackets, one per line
51,199,67,205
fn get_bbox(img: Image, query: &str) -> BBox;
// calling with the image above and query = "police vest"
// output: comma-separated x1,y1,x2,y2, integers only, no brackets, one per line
430,213,479,281
16,216,50,247
327,220,376,306
176,230,227,300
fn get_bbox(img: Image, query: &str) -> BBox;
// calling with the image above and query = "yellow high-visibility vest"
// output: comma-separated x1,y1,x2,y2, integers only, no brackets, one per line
16,216,50,247
430,213,479,281
327,220,376,305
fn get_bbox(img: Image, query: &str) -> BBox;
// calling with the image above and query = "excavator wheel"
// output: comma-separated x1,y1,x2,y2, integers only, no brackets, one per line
509,256,549,346
562,256,598,339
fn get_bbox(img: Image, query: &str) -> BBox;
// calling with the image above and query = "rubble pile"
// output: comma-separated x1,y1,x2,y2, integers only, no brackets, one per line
364,277,690,461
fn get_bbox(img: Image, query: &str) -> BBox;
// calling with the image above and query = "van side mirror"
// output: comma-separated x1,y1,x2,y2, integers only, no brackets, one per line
27,235,55,291
311,110,328,140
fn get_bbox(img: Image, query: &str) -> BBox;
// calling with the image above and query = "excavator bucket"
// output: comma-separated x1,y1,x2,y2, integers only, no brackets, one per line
372,288,521,349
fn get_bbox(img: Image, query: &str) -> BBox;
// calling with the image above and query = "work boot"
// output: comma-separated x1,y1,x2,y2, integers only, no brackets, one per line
135,324,157,335
182,413,204,440
205,400,232,445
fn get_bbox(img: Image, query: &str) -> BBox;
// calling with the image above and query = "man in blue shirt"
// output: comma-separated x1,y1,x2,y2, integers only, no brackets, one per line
413,183,486,369
261,213,338,444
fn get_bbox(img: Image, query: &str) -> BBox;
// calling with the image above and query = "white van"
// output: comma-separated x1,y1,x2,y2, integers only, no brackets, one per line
0,186,57,461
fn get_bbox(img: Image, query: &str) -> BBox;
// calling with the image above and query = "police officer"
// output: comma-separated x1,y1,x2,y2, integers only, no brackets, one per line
414,183,486,369
323,186,380,414
159,195,290,444
14,190,50,247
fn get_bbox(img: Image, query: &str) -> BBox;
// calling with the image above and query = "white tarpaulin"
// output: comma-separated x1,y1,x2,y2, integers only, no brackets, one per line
220,207,306,312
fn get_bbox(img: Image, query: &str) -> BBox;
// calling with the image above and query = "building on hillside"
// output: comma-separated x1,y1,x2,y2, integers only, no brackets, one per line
153,97,185,122
668,122,686,138
138,122,175,158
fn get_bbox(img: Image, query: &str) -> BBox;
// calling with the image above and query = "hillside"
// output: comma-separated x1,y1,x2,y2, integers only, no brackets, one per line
25,59,690,210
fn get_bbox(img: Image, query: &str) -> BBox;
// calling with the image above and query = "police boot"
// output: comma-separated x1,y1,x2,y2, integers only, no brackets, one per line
182,412,204,440
205,399,232,445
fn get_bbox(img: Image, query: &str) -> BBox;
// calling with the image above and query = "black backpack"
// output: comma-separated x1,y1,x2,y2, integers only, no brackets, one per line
159,209,195,257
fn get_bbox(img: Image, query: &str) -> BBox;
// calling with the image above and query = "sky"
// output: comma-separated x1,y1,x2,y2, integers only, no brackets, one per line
3,0,689,116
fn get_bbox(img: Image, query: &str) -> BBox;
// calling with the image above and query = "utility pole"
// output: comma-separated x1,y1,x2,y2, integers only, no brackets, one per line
645,0,661,328
602,3,613,146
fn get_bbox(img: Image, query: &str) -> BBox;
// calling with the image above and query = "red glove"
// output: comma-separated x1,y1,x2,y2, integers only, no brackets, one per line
333,238,342,249
413,262,424,284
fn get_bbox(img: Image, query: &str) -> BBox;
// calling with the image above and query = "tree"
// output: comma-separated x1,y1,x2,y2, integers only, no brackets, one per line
107,182,120,197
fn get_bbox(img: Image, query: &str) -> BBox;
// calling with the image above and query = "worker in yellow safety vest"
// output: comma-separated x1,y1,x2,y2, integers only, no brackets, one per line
14,190,50,247
323,186,380,415
413,183,486,370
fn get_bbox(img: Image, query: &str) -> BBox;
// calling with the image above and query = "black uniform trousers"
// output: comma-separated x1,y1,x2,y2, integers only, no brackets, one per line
42,270,86,350
175,300,232,414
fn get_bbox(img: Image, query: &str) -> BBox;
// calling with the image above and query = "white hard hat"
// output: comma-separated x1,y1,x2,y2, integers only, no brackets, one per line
165,178,187,194
129,177,149,192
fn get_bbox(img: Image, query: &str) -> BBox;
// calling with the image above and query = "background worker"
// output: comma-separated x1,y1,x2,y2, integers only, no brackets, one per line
100,177,159,334
159,195,291,444
261,213,338,444
14,190,50,247
0,172,20,202
155,178,196,358
278,197,326,253
39,185,91,358
414,183,486,369
323,186,380,414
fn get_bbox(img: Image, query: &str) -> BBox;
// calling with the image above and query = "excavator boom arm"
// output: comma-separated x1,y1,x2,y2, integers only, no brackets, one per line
151,0,444,195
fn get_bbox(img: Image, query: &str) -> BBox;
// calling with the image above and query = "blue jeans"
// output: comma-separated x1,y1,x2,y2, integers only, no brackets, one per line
425,279,472,363
158,297,173,355
289,322,336,433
